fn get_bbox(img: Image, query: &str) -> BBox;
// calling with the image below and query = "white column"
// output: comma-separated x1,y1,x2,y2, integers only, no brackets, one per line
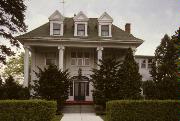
23,46,30,87
97,47,103,69
58,46,65,71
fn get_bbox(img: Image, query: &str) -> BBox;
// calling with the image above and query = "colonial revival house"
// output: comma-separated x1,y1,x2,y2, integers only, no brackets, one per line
17,10,144,102
135,55,154,81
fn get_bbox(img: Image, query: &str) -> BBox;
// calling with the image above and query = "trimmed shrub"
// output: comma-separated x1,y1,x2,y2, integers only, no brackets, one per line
0,100,56,121
106,100,180,121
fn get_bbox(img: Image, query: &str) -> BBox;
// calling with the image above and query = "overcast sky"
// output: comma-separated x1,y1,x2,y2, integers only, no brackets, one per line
21,0,180,55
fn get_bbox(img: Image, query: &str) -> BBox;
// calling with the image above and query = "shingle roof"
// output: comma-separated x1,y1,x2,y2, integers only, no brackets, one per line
18,18,143,41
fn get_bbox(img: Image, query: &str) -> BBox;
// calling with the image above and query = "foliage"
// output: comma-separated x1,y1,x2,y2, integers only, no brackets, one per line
0,75,30,99
118,48,142,99
142,80,156,99
3,52,24,78
149,34,178,99
33,65,70,111
91,58,121,108
0,100,56,121
0,0,27,64
106,100,179,121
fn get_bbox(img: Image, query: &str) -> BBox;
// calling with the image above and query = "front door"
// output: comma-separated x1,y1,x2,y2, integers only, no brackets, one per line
74,82,85,101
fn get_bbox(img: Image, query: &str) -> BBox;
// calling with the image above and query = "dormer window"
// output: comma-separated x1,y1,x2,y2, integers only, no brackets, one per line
73,11,89,37
98,12,113,37
53,23,61,35
77,24,85,36
49,10,64,36
101,25,109,36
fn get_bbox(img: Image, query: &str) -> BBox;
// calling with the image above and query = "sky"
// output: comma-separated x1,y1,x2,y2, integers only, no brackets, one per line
13,0,180,55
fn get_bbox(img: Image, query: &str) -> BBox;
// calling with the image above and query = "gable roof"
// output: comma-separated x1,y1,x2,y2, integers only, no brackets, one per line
98,12,113,22
73,11,89,21
49,10,64,21
18,18,143,41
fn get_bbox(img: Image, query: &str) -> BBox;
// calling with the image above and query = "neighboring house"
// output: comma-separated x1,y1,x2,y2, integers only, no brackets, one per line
17,10,144,102
135,55,154,81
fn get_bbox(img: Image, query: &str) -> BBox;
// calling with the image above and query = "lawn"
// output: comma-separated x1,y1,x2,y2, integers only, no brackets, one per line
51,115,63,121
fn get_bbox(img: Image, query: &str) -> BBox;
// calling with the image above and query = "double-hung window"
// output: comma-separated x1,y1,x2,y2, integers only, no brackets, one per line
148,59,153,69
77,52,83,66
141,59,146,68
53,23,61,35
77,24,85,36
46,53,56,65
101,25,109,36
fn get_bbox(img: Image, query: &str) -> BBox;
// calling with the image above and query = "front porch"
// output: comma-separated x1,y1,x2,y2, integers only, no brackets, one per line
23,45,135,101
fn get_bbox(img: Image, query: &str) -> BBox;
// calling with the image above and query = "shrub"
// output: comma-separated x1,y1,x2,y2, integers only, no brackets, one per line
106,100,180,121
0,100,56,121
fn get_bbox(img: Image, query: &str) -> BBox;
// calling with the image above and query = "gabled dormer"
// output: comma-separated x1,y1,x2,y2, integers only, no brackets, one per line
49,10,64,36
98,12,113,37
73,11,89,37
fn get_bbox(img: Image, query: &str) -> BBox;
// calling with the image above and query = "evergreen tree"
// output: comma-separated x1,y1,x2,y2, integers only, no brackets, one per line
91,58,121,107
1,75,29,99
150,34,178,99
0,0,27,64
33,65,70,111
118,48,142,99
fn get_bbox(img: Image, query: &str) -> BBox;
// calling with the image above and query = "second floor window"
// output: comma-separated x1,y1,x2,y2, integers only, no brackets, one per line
53,23,61,35
101,25,109,36
77,24,85,36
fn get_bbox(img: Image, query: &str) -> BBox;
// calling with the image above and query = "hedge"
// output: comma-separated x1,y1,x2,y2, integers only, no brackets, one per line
106,100,180,121
0,100,57,121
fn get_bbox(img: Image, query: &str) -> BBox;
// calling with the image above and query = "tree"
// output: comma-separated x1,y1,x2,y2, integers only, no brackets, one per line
0,75,30,99
33,65,70,111
118,48,142,99
150,34,178,99
3,52,24,78
91,58,121,107
0,0,27,64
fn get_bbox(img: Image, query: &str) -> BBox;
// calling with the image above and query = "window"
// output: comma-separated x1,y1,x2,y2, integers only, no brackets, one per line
71,52,90,66
77,24,85,36
141,59,146,68
148,59,153,68
71,52,76,65
84,52,90,66
101,25,109,36
46,59,56,65
53,23,61,35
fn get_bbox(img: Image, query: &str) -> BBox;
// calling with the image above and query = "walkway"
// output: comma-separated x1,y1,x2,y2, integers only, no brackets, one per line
61,105,103,121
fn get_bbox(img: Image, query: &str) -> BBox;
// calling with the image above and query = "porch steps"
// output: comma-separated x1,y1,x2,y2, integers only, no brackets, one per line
65,101,94,105
62,105,95,113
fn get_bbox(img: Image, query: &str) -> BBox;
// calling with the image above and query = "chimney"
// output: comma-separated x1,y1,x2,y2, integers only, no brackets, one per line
125,23,131,34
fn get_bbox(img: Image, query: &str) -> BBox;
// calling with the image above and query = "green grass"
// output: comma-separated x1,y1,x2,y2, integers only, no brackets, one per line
51,115,63,121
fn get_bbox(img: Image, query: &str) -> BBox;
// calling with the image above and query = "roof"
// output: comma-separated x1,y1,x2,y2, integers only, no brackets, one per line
18,18,143,41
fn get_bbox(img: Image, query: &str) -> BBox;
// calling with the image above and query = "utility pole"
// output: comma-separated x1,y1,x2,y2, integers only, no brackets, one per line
60,0,65,16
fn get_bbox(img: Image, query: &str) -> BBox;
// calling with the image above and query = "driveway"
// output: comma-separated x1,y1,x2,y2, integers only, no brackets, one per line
61,105,103,121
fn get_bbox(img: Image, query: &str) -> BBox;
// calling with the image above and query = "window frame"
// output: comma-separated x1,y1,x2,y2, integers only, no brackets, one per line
77,24,85,36
101,25,109,37
141,59,146,69
53,23,61,35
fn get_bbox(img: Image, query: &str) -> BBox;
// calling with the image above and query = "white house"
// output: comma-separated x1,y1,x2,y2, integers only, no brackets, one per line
17,10,144,102
135,55,154,81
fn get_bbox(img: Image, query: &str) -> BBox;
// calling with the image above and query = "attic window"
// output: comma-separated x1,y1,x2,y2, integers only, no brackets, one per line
101,25,109,36
53,23,61,35
77,24,85,36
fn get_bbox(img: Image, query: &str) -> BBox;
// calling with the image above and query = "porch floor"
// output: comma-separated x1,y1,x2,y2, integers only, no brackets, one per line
65,101,94,105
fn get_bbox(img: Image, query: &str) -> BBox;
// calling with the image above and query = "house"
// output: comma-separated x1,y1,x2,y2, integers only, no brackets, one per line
135,55,154,81
17,10,144,102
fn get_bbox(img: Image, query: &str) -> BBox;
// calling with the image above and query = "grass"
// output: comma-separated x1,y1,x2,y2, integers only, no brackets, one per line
51,115,63,121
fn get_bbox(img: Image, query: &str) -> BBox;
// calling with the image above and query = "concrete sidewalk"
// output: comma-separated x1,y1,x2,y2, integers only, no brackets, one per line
61,105,103,121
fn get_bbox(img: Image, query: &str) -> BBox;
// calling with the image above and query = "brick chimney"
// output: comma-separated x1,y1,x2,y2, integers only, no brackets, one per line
125,23,131,34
